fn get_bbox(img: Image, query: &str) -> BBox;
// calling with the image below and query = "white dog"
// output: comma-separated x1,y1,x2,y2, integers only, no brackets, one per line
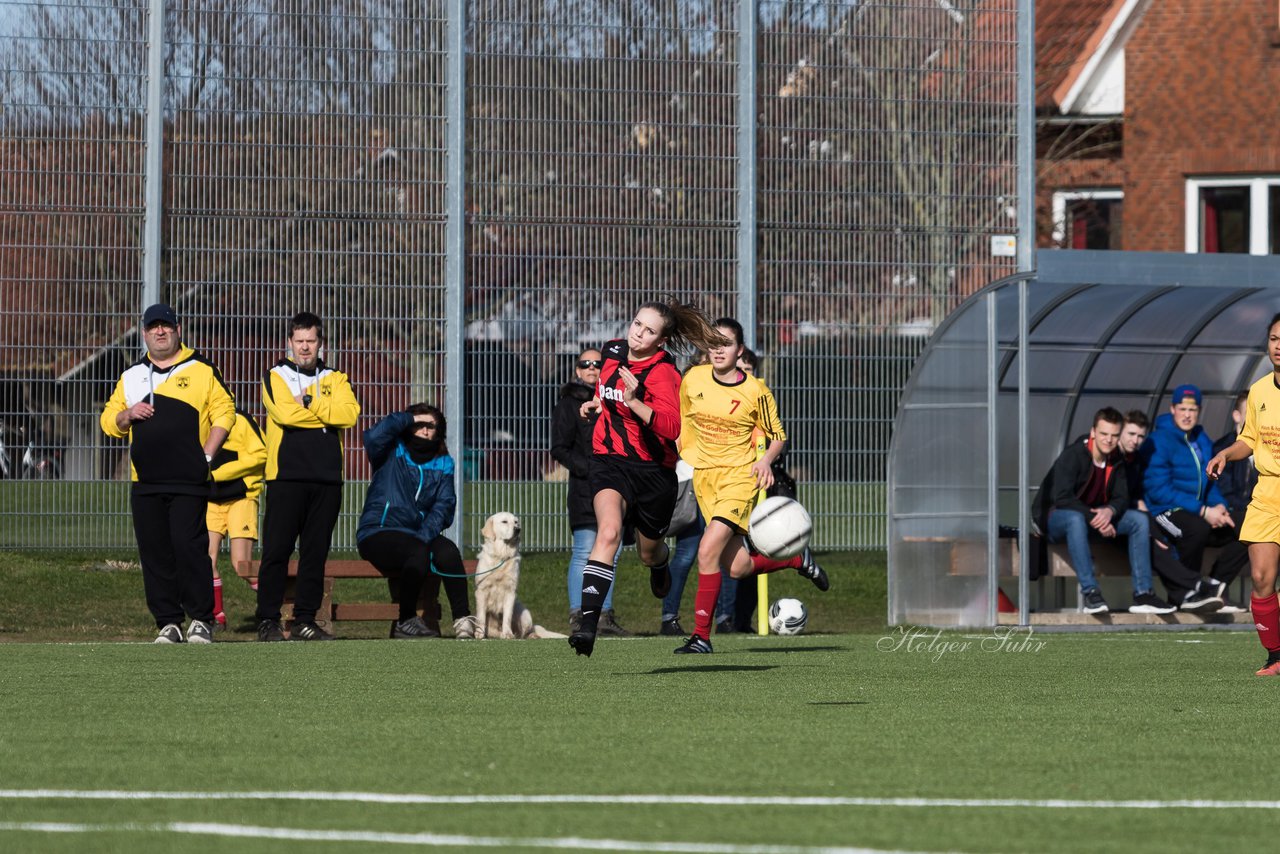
473,512,564,639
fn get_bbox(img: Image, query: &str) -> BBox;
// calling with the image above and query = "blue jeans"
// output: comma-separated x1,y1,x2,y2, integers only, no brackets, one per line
1046,508,1153,595
567,526,618,612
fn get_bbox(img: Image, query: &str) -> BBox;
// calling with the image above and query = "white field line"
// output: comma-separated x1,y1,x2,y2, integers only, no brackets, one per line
0,821,936,854
0,789,1274,809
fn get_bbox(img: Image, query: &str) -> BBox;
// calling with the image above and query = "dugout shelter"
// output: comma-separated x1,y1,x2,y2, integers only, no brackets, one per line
889,249,1280,628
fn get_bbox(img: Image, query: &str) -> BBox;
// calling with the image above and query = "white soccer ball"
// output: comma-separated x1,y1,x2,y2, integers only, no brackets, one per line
749,495,812,559
769,598,808,635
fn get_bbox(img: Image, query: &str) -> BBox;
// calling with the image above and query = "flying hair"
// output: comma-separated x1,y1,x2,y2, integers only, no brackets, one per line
639,296,731,354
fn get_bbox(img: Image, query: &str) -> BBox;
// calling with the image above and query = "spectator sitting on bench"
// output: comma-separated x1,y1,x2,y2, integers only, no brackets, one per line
1120,410,1224,613
356,404,477,639
1033,406,1174,615
1141,384,1248,605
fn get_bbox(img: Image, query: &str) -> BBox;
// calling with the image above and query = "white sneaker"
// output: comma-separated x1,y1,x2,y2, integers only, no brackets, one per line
453,615,478,639
186,620,213,644
154,624,184,644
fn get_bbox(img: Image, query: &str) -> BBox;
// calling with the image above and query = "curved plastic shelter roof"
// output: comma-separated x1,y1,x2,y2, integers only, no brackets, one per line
888,250,1280,628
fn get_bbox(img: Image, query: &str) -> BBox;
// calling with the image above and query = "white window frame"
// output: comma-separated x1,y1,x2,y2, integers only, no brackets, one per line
1184,176,1280,255
1051,189,1123,248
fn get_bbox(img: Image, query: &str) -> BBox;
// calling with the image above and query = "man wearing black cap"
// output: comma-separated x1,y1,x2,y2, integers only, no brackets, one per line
100,303,236,643
254,311,361,641
1141,383,1248,604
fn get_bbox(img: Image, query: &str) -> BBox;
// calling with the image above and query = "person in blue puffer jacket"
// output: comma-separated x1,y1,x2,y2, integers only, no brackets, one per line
357,404,474,639
1141,384,1248,602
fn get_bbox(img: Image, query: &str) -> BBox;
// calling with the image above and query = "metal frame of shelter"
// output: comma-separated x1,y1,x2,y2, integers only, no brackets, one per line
888,249,1280,628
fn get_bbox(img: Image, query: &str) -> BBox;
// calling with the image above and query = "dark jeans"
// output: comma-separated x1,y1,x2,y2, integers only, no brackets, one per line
358,530,471,621
131,490,213,627
256,480,342,623
1158,508,1248,588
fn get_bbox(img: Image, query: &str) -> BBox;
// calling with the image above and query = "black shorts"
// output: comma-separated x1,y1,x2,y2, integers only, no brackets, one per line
589,455,678,540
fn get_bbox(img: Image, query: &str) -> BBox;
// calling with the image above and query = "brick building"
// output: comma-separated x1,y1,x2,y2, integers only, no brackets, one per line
1037,0,1280,253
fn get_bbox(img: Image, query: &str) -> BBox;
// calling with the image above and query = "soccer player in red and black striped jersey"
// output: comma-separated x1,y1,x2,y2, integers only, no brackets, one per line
569,297,730,657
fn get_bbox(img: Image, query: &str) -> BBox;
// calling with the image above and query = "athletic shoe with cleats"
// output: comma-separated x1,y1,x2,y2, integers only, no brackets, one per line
186,619,213,644
649,563,672,598
660,617,685,636
214,611,227,629
289,621,334,641
1129,592,1175,614
597,609,630,637
1256,659,1280,677
568,630,597,657
1179,587,1223,613
1081,589,1109,615
453,615,478,639
673,634,713,654
154,623,184,644
391,616,439,639
798,549,829,592
256,619,285,642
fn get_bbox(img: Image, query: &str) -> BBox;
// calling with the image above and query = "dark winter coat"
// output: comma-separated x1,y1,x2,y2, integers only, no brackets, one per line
1033,434,1130,530
356,411,455,546
1212,430,1256,513
550,379,598,529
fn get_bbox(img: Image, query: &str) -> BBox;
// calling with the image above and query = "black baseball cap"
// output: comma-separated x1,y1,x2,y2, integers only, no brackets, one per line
142,303,178,328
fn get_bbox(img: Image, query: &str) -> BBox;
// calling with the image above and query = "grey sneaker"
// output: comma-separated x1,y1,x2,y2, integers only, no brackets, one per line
186,619,213,644
597,609,630,637
568,609,583,635
453,615,478,639
1081,589,1109,615
289,621,335,641
154,624,184,644
673,634,713,654
391,616,440,639
257,619,285,642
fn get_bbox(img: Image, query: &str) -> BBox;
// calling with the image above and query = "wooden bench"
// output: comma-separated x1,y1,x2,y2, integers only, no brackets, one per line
234,558,478,635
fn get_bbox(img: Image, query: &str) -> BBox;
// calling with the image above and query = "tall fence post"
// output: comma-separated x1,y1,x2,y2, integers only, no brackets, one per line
444,0,468,538
141,0,166,310
736,2,758,348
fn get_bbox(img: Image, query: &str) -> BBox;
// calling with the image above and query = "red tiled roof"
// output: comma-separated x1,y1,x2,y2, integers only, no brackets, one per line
1036,0,1122,110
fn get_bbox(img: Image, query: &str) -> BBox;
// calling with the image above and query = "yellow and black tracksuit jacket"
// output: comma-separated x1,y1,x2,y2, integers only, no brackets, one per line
262,358,361,484
211,409,268,502
100,345,236,495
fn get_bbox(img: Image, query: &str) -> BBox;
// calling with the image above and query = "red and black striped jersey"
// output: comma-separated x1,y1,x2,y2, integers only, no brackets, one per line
591,339,682,467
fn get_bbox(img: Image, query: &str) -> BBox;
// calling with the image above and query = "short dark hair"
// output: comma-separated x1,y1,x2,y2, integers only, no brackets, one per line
1094,407,1124,428
289,311,325,342
739,346,758,370
1269,312,1280,336
1123,409,1149,431
407,402,446,441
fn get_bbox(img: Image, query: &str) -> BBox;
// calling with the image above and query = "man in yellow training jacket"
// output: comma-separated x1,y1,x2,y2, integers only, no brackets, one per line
100,303,235,644
255,311,361,641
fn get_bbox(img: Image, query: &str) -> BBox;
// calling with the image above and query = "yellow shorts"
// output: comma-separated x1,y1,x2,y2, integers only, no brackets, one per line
206,496,259,540
693,465,760,533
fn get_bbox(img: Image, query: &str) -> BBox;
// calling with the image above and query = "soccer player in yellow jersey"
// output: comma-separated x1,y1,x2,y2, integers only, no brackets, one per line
673,318,827,654
1208,312,1280,676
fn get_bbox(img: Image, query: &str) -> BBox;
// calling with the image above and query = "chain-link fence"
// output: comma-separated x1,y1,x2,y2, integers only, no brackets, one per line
0,0,1024,552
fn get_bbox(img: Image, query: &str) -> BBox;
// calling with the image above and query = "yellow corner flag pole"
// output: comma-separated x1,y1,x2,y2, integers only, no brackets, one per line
757,572,768,634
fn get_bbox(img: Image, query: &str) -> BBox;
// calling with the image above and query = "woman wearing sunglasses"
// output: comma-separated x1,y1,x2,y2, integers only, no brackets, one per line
551,348,629,637
356,403,475,639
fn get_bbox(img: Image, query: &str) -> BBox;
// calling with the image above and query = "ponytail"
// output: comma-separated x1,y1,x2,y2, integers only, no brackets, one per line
641,296,732,354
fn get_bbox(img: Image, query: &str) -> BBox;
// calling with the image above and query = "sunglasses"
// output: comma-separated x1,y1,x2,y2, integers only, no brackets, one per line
414,421,439,431
578,359,603,369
